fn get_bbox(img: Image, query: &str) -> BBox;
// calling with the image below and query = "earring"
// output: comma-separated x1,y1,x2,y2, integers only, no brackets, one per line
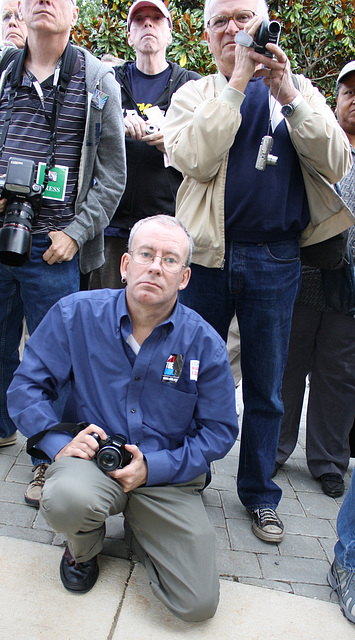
121,276,127,284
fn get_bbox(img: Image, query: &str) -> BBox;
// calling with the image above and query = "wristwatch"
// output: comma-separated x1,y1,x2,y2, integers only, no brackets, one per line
281,93,303,117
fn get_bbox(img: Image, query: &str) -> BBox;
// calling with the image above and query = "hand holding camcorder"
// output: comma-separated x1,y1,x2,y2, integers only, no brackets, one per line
234,19,281,58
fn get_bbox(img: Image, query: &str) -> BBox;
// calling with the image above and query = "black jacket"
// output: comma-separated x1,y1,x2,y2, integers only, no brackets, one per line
110,61,200,230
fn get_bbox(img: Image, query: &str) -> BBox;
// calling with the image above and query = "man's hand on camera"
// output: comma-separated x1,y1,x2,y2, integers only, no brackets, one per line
108,444,148,493
229,15,263,92
54,424,106,461
42,230,79,265
251,43,299,106
142,128,166,154
124,113,146,140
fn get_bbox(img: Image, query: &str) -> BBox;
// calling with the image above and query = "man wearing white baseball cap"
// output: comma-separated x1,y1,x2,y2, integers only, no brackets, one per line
89,0,200,289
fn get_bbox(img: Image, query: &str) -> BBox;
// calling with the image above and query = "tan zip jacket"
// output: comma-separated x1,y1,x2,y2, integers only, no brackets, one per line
165,72,354,269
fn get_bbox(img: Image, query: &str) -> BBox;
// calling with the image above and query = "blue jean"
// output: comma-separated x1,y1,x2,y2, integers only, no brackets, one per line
0,234,79,463
335,470,355,571
180,240,301,509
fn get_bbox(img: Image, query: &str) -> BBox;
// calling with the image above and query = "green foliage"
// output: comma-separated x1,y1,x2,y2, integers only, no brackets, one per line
73,0,355,105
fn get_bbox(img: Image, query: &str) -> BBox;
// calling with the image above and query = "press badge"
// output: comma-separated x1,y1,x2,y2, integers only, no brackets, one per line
190,360,200,381
162,354,183,383
36,163,69,201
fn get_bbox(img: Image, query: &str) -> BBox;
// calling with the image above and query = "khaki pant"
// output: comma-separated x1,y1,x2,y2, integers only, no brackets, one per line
41,458,219,622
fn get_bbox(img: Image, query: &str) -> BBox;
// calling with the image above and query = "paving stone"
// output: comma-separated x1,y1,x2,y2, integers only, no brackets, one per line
33,509,55,531
277,496,306,517
238,577,293,593
272,474,296,499
258,555,330,585
227,517,280,555
52,533,67,546
297,492,340,520
213,456,238,477
0,523,54,544
282,514,336,538
287,469,324,493
0,501,36,528
292,582,332,602
206,505,226,527
6,463,33,484
220,490,248,519
217,549,261,579
319,537,337,564
0,481,27,503
105,514,125,539
202,487,222,507
279,533,326,560
209,473,237,491
214,526,231,551
0,455,16,481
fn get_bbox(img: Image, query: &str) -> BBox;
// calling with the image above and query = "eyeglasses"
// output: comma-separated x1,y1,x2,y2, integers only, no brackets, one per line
2,11,24,23
129,249,186,273
207,11,256,32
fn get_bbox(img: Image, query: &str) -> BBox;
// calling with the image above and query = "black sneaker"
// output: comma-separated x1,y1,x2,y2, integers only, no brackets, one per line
248,507,285,543
328,558,355,623
320,473,344,498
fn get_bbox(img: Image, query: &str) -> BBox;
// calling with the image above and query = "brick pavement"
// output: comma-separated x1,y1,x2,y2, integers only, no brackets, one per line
0,384,353,606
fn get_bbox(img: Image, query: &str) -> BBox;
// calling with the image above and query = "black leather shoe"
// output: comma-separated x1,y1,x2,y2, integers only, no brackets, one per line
60,546,99,593
320,473,344,498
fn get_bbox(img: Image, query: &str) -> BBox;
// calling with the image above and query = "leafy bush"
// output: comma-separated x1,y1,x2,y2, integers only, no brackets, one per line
73,0,355,105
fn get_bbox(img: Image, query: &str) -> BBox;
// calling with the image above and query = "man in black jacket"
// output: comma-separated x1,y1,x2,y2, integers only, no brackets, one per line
89,0,199,289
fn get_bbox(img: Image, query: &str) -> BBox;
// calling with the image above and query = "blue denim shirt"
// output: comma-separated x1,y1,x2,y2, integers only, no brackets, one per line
7,289,238,486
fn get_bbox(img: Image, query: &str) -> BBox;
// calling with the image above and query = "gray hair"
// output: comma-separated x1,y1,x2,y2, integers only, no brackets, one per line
204,0,269,29
128,215,194,266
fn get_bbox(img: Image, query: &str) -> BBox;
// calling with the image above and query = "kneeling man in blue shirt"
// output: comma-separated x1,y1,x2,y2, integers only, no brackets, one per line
7,214,238,622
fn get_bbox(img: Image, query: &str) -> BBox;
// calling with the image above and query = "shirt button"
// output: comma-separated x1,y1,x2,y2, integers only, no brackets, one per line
131,408,136,413
135,376,140,381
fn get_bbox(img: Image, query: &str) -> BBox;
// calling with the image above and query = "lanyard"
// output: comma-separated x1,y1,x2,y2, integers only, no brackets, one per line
0,41,76,189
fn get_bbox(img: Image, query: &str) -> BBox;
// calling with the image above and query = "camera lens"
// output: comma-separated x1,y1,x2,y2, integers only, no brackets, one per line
96,446,122,472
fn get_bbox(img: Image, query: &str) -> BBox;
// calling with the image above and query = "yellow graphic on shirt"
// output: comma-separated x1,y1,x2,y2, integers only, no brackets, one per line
137,102,153,116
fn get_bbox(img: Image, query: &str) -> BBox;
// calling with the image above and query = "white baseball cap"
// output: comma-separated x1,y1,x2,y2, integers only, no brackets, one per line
127,0,173,29
337,61,355,84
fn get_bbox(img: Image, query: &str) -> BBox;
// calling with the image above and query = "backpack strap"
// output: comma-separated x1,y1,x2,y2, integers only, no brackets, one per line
26,421,90,460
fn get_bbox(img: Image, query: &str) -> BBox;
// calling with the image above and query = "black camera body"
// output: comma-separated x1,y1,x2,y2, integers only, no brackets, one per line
0,157,44,266
254,19,281,57
91,433,133,472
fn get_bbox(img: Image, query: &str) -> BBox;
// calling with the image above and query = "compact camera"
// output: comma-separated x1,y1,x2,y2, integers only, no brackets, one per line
254,19,281,57
91,433,133,472
255,135,278,171
145,123,160,135
0,157,44,266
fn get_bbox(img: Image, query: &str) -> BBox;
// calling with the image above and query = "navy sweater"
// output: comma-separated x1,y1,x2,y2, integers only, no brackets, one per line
225,77,310,243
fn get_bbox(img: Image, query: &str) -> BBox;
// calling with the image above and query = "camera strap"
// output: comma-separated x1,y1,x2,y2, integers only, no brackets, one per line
26,421,90,460
0,40,77,188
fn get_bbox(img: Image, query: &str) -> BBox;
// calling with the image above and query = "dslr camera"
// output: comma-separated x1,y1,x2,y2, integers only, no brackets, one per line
254,19,281,57
91,433,133,472
0,157,44,266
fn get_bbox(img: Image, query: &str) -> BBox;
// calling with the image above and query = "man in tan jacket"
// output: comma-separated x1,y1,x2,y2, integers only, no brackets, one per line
165,0,353,543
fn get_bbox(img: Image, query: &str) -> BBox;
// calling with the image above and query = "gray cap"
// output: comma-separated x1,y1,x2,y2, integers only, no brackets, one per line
337,61,355,84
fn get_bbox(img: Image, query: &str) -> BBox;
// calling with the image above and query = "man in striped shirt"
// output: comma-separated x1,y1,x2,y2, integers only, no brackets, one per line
0,0,126,506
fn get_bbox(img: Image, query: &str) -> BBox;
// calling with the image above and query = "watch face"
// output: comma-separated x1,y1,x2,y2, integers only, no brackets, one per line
281,104,293,117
